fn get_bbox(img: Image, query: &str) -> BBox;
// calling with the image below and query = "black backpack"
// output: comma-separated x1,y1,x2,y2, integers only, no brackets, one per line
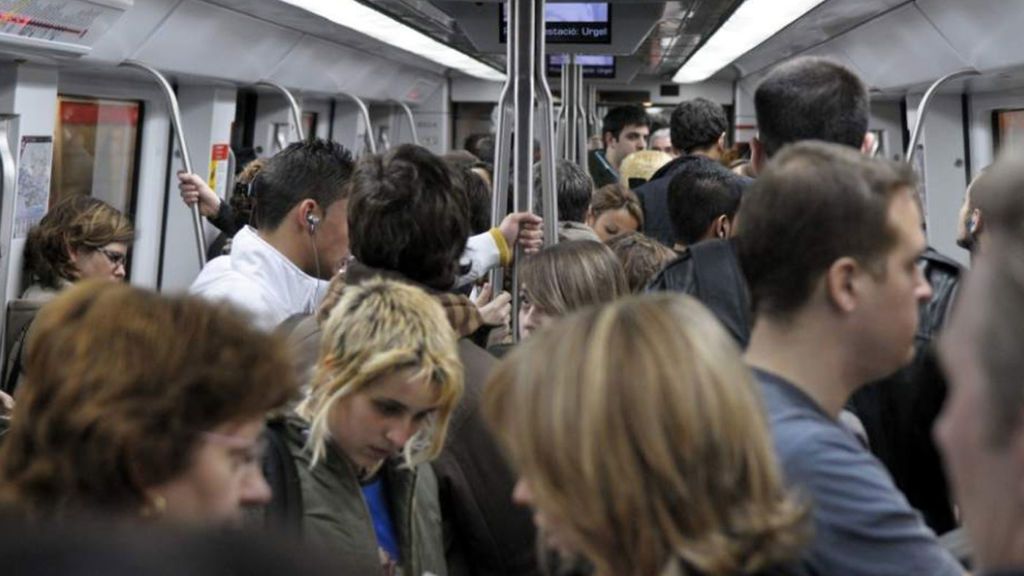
645,238,752,347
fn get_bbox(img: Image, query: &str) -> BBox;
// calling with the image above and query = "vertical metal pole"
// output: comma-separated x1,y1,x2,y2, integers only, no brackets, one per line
575,65,588,169
565,55,578,163
119,61,206,267
557,58,569,159
488,15,514,294
256,80,305,142
510,0,537,342
534,0,558,248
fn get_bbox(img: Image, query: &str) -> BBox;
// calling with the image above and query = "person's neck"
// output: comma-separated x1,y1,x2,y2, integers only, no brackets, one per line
692,148,721,162
603,147,622,170
745,313,860,419
257,226,315,277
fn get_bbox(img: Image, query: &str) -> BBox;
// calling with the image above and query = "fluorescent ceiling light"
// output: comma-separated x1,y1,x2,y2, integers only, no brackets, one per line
673,0,827,84
280,0,505,82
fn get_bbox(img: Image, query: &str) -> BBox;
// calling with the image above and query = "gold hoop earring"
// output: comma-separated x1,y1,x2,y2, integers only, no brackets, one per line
140,494,167,518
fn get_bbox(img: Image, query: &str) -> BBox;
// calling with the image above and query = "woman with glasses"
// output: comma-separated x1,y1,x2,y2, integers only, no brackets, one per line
22,195,134,299
0,281,297,524
2,196,135,399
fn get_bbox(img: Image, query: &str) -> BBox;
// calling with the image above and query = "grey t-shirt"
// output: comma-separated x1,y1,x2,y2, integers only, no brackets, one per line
755,369,962,576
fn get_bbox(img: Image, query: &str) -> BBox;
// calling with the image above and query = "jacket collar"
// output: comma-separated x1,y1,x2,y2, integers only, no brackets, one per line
231,226,329,315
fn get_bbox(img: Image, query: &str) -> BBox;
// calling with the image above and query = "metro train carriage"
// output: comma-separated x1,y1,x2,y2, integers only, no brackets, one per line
0,0,1023,571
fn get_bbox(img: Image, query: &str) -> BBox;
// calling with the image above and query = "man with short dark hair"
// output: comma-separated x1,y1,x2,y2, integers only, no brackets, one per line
667,164,745,250
588,105,649,188
740,141,961,576
190,139,354,331
324,144,538,575
936,156,1024,576
634,97,730,246
536,159,600,242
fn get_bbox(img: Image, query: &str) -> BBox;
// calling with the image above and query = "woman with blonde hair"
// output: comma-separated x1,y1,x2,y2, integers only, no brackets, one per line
277,278,463,575
485,293,809,576
585,183,644,242
518,240,628,339
0,281,297,524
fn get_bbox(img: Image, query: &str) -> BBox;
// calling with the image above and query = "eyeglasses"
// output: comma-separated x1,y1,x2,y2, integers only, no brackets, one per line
96,247,127,268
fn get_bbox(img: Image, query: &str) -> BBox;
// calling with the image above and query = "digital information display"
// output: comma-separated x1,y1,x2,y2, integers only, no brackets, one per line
547,54,615,78
500,3,611,44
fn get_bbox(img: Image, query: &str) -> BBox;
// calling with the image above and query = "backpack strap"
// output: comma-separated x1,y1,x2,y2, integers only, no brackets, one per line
262,417,304,533
2,318,33,396
688,239,752,347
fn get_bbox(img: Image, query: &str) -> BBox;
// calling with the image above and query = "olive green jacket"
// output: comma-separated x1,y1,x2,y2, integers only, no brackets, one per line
282,415,447,576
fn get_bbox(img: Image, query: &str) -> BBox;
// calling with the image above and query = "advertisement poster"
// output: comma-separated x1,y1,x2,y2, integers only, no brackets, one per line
15,135,53,239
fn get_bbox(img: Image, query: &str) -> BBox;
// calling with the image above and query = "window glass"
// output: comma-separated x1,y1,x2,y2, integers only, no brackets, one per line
51,96,142,214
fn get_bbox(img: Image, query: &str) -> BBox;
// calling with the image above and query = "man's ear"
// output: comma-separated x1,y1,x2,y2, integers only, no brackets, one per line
970,208,982,235
717,132,727,154
603,131,615,149
585,206,596,227
825,257,861,314
750,136,766,176
717,215,733,238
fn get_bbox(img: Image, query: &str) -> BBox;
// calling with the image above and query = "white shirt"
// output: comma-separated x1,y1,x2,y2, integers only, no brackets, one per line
190,226,329,332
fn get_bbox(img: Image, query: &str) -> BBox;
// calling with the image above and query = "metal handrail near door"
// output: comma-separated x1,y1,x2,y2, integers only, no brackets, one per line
391,100,420,145
905,69,978,163
119,61,206,267
338,92,377,154
256,80,305,142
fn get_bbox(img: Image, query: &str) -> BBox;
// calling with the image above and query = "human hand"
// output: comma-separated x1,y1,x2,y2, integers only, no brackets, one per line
178,171,221,218
499,212,544,258
474,283,512,327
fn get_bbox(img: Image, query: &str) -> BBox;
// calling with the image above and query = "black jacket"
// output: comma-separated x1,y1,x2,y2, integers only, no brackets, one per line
645,238,751,347
847,247,963,534
633,155,734,247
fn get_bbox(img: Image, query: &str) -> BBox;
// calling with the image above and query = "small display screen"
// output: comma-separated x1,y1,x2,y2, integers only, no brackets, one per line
500,3,611,44
547,54,615,78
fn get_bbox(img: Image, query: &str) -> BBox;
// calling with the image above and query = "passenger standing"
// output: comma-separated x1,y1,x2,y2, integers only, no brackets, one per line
294,144,540,575
278,279,462,575
605,232,677,293
633,97,731,247
737,141,961,576
536,159,601,242
665,163,747,251
0,281,296,524
585,183,643,242
935,156,1024,576
484,294,810,576
189,139,353,331
518,240,628,339
588,106,650,189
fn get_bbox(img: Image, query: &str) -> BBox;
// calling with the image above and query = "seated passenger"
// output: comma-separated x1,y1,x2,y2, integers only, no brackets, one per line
605,232,677,293
5,196,135,397
484,294,809,576
536,159,600,242
667,162,746,251
22,195,134,301
0,281,296,524
738,141,962,576
291,144,539,575
518,240,628,339
585,183,644,242
618,149,673,189
277,279,462,575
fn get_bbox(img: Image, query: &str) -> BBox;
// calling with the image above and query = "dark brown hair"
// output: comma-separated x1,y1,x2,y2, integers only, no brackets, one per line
0,282,297,518
590,183,644,230
736,141,916,319
24,196,134,289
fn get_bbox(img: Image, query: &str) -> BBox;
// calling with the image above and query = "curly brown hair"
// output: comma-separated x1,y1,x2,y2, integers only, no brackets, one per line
24,196,134,289
0,281,298,519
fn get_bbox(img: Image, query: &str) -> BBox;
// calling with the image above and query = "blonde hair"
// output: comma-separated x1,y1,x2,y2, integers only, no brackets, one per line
619,150,673,187
484,293,808,576
296,279,463,468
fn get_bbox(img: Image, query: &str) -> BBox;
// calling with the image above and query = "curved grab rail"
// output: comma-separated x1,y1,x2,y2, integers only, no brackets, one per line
256,80,305,142
390,100,419,145
338,92,377,154
119,60,206,267
906,69,979,163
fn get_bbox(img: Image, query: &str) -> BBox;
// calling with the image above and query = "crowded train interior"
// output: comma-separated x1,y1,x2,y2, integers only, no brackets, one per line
1,0,1024,575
